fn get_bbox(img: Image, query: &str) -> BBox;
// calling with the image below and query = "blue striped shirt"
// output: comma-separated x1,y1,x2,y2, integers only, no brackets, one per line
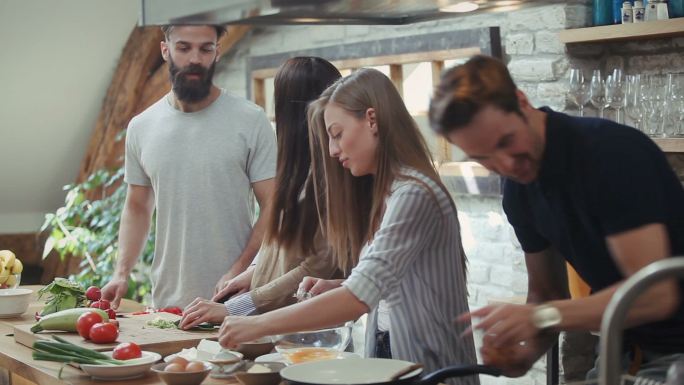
342,168,479,385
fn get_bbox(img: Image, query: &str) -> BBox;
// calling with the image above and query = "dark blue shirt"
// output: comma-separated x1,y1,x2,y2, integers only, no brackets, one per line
503,107,684,353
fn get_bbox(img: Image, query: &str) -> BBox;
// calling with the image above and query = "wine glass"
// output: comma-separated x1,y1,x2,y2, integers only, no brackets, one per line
590,70,607,118
605,72,625,124
569,68,590,117
625,75,643,131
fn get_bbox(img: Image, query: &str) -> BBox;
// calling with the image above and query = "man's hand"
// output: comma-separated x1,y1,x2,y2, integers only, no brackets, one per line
459,304,540,348
480,338,543,377
218,315,267,349
213,266,254,302
180,297,228,330
297,277,345,299
100,277,128,310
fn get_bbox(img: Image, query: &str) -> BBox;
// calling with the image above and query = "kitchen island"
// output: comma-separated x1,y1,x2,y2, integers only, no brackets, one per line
0,286,239,385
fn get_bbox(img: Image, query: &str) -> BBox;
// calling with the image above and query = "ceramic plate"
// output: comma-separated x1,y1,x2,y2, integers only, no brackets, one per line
280,358,422,384
255,351,360,365
79,351,161,380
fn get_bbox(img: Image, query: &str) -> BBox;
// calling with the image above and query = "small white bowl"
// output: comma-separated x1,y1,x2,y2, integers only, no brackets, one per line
0,288,32,318
152,361,212,385
207,350,244,378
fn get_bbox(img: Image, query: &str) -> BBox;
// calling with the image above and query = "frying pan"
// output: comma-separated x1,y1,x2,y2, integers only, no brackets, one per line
280,358,501,385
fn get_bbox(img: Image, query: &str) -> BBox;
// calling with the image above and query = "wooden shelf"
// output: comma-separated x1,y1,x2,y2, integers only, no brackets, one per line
653,138,684,153
559,18,684,44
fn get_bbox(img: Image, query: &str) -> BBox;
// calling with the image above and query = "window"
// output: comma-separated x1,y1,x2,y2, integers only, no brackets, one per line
247,28,501,169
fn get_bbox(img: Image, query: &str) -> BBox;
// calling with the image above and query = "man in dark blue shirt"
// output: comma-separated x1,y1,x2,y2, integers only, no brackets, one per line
429,55,684,381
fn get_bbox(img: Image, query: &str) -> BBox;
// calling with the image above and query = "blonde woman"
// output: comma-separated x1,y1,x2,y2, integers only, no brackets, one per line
217,69,478,383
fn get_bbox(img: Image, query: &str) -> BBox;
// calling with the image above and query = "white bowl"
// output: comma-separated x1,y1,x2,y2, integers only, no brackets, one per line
80,351,161,380
0,288,32,318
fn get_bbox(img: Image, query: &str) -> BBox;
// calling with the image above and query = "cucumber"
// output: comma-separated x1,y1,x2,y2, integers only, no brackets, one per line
31,308,109,333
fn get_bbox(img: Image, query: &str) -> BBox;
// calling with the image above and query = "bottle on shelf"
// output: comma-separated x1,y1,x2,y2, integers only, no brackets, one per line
646,0,659,20
593,0,614,25
634,0,646,21
656,0,670,18
614,0,624,23
622,1,634,22
671,0,684,18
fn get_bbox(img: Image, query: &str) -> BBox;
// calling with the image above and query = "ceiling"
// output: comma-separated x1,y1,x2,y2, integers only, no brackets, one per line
140,0,564,26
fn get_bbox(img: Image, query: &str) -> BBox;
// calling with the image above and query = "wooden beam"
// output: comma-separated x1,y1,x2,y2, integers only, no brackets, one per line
252,78,266,109
251,47,481,80
431,60,451,163
389,64,403,98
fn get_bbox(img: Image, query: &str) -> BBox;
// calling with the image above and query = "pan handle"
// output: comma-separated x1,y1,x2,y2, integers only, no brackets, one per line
416,364,501,385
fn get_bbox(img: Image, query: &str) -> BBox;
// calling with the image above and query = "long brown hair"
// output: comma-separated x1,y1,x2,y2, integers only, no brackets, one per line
307,68,458,273
264,57,341,255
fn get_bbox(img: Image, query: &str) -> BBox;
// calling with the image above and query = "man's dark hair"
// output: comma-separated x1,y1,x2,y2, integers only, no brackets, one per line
429,55,521,134
160,25,227,41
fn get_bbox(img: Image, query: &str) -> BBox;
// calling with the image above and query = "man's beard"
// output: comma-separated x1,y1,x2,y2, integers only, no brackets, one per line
168,56,216,103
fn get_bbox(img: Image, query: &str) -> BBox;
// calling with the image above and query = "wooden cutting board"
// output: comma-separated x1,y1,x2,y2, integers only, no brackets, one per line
14,312,219,357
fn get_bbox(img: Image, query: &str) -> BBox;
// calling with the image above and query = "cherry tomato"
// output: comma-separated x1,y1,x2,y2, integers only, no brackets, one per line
85,286,102,301
91,299,111,310
89,322,119,344
106,308,116,320
158,307,183,316
77,312,104,340
112,342,142,360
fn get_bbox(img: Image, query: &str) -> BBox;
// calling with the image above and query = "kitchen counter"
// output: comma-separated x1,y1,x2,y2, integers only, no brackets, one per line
0,286,239,385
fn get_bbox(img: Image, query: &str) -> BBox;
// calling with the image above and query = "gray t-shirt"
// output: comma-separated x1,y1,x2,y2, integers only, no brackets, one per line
124,89,276,308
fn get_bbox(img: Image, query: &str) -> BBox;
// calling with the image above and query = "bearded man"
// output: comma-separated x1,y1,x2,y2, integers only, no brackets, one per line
101,25,276,309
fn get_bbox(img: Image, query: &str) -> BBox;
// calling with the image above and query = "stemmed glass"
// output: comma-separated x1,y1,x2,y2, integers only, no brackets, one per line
569,68,590,117
625,75,643,131
645,75,667,137
605,70,625,124
590,70,607,118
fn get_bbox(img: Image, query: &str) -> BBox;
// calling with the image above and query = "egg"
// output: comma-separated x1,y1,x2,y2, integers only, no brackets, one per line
164,363,185,373
169,356,189,367
185,361,206,372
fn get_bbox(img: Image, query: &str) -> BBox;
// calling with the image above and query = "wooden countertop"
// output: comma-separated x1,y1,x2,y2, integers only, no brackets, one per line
0,286,238,385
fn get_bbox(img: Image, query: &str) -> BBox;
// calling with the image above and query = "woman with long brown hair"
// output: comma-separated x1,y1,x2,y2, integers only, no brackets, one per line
217,68,478,384
179,57,341,328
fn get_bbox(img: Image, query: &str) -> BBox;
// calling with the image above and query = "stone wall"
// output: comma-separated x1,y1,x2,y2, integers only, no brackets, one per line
213,2,683,384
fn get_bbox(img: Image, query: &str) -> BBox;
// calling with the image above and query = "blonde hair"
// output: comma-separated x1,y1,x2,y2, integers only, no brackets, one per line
307,68,457,273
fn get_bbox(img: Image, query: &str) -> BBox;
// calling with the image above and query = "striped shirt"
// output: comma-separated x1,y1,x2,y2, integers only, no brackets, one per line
342,168,479,385
225,292,257,316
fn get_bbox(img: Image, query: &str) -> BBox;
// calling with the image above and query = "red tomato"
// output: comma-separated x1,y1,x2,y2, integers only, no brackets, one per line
106,308,116,320
91,299,111,310
77,312,104,340
112,342,142,360
85,286,102,301
158,307,183,316
89,322,119,344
